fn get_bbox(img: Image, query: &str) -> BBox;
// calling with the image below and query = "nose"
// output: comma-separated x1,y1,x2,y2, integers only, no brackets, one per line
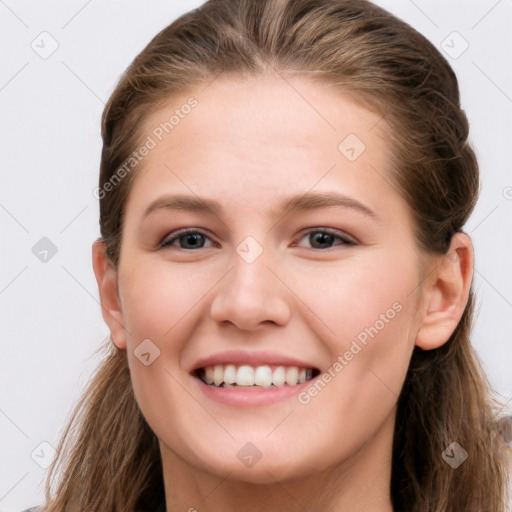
209,246,292,331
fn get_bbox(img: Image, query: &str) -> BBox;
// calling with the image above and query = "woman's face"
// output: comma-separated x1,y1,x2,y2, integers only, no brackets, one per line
113,74,427,482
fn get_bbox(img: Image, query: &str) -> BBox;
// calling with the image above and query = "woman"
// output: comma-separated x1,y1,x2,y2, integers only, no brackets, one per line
26,0,511,510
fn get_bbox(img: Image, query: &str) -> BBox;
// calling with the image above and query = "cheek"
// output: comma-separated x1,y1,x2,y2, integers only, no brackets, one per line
289,246,421,415
290,254,419,460
288,248,420,350
120,257,215,343
117,258,212,439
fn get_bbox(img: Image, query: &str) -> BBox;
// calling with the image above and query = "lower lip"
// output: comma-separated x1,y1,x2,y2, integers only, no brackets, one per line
192,373,315,408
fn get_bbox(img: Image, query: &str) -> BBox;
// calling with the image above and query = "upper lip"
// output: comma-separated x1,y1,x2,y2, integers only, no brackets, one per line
190,349,319,373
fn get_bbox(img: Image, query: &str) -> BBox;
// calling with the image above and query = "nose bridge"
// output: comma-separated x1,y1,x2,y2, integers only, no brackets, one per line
209,235,291,329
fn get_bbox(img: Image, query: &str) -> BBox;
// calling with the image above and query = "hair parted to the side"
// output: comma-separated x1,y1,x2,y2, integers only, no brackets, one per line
43,1,510,511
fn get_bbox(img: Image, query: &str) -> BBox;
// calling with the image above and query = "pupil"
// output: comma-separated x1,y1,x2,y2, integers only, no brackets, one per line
179,232,336,249
183,233,203,248
311,232,333,248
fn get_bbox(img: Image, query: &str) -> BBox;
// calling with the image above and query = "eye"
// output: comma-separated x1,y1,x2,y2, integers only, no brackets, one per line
296,228,357,249
160,229,215,250
160,227,356,251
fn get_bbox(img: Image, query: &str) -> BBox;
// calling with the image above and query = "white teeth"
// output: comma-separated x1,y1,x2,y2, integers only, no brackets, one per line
198,363,316,388
213,365,224,386
272,366,286,386
285,367,299,386
205,366,214,385
224,364,236,385
254,366,273,387
236,365,254,386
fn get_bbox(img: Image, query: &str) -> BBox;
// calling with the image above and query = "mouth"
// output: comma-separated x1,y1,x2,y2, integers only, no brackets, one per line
193,364,321,388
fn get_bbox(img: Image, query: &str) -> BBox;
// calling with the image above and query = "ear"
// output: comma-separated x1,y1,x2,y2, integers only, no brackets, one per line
415,233,474,350
92,240,127,350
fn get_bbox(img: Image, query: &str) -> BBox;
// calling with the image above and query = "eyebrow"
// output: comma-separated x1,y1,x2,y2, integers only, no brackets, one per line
143,191,379,220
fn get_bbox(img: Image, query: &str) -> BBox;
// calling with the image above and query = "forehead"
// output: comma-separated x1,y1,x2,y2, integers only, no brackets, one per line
126,74,407,226
142,73,388,152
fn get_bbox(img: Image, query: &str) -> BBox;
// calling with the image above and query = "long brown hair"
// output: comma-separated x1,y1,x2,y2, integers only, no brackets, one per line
43,1,510,510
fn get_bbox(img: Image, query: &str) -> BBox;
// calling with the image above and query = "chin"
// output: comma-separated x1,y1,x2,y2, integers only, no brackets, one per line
194,443,321,484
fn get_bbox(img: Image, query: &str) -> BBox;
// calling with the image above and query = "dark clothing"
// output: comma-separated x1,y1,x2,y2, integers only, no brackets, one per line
21,499,167,512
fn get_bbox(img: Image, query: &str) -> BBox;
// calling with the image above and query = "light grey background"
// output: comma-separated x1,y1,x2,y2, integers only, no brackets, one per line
1,1,511,511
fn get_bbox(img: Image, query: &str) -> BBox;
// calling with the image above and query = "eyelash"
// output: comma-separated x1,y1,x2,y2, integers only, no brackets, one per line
160,227,357,250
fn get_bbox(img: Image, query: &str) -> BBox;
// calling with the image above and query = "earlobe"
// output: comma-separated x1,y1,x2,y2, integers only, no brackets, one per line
415,233,474,350
92,240,127,350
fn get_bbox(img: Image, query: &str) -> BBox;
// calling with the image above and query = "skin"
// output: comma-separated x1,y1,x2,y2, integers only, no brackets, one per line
93,73,473,512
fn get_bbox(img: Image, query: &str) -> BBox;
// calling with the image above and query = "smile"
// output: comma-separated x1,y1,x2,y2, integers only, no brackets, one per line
195,364,320,388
